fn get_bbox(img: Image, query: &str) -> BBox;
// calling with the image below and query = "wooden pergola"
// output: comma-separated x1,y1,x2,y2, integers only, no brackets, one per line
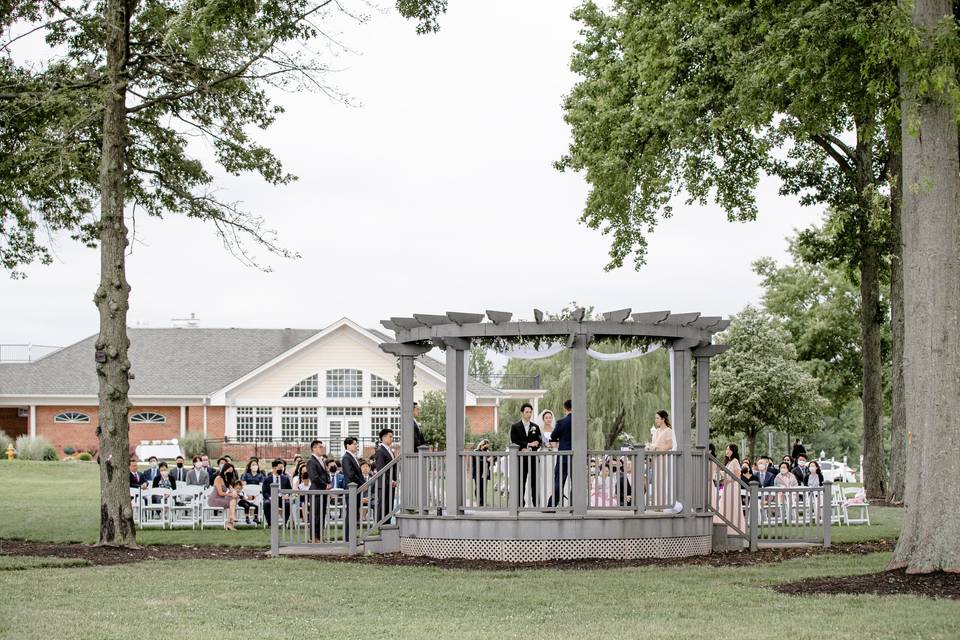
380,308,729,516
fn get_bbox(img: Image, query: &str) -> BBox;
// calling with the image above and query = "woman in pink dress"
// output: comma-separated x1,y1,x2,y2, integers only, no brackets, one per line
713,444,747,534
208,463,240,530
590,458,618,507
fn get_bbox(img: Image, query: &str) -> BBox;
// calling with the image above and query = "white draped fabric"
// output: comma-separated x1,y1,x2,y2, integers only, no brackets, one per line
501,342,661,361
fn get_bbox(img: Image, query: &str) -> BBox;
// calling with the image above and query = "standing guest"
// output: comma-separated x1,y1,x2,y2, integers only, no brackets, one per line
792,455,811,486
129,459,148,489
791,439,807,461
341,437,365,541
170,456,188,483
373,428,397,522
307,440,331,544
412,402,426,451
714,444,747,533
208,463,240,530
471,439,492,507
289,455,304,478
142,456,160,484
547,400,573,508
775,462,800,488
186,456,210,487
262,459,291,526
806,460,824,487
242,459,265,485
510,403,543,507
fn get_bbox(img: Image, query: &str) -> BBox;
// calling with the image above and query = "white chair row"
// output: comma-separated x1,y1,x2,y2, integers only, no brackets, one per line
130,484,265,529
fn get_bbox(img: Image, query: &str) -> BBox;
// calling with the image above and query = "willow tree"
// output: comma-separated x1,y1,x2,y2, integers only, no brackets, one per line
0,0,447,546
888,0,960,574
557,0,901,500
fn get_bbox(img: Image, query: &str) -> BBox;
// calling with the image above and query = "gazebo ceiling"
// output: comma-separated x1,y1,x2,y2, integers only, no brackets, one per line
381,308,730,346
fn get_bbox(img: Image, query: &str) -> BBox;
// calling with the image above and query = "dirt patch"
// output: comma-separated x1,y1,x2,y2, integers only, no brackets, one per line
774,568,960,600
0,540,265,566
0,538,894,569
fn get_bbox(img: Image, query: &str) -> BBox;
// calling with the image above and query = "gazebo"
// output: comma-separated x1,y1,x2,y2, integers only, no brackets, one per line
376,308,731,561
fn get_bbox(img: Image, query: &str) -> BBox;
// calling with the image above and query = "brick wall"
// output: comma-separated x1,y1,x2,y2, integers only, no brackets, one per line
34,405,186,454
466,406,496,434
206,406,226,438
0,408,27,439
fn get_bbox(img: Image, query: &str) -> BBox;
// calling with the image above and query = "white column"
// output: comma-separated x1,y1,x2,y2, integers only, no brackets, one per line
444,339,469,516
29,405,36,438
179,405,187,438
532,396,539,418
203,404,208,436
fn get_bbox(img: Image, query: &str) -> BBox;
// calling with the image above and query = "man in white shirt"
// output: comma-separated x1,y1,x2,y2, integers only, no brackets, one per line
509,403,543,507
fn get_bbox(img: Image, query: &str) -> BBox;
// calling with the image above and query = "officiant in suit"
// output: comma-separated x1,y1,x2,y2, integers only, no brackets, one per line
341,437,365,541
307,440,331,543
510,403,543,507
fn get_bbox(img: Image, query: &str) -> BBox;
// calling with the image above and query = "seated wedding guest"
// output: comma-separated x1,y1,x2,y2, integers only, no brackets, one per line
201,454,215,483
756,457,776,487
262,459,291,526
242,459,265,485
289,455,304,477
775,462,799,488
806,460,824,487
129,459,148,489
792,454,811,486
142,456,160,484
327,460,344,489
234,480,258,524
186,456,210,487
208,463,240,530
170,456,188,483
742,464,758,485
360,460,372,483
152,461,177,490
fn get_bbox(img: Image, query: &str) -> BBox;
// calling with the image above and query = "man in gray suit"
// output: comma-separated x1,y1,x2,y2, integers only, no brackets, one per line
185,456,210,487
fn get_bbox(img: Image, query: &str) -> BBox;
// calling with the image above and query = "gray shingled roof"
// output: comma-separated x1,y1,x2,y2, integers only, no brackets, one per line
366,328,503,398
0,328,317,396
0,326,504,398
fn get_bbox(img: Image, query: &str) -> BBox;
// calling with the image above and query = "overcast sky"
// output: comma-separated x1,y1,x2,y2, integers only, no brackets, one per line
1,0,822,351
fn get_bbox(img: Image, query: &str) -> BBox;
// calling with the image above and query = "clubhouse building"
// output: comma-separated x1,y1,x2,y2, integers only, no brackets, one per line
0,318,527,456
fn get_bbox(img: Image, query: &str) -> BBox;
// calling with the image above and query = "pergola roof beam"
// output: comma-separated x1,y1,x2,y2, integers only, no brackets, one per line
486,310,513,325
632,310,671,324
602,308,632,323
446,312,485,326
413,314,453,327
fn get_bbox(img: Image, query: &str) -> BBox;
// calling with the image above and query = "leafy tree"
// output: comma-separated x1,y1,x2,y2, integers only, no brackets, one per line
0,0,446,546
468,345,494,385
557,0,900,500
711,307,827,461
417,390,472,449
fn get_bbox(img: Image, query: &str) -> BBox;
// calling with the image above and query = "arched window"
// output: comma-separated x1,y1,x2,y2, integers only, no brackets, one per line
326,369,363,398
284,373,319,398
370,374,399,398
130,411,166,424
54,411,90,423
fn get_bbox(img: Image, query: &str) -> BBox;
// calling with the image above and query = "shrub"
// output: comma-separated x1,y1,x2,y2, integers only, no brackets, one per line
15,436,59,461
63,445,76,456
179,432,207,459
77,452,93,461
0,430,12,458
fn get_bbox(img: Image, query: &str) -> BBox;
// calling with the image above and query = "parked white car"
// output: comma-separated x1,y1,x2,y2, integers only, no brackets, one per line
817,459,857,483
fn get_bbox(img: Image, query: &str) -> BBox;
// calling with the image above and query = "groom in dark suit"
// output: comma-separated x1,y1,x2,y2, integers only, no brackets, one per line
307,440,330,543
510,402,543,507
341,437,365,541
373,428,397,522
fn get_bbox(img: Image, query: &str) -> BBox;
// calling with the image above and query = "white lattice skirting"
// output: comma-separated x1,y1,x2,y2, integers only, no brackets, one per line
400,536,711,561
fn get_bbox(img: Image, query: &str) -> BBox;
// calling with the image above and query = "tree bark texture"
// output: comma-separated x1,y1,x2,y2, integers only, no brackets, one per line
888,125,907,504
855,121,887,501
890,0,960,573
94,0,137,547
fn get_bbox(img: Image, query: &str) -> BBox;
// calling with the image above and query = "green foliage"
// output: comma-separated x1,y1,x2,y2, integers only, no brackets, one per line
468,345,494,384
418,390,447,449
711,307,828,460
178,432,207,459
76,452,93,462
62,446,76,456
0,0,449,275
0,430,12,457
15,436,58,461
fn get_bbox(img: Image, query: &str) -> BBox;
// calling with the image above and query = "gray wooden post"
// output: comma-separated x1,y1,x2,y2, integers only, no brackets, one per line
444,337,469,517
270,482,279,557
748,482,759,552
670,344,693,513
695,355,711,449
633,445,645,514
507,444,520,516
347,482,359,555
823,482,833,548
571,334,588,515
417,445,427,515
399,354,416,458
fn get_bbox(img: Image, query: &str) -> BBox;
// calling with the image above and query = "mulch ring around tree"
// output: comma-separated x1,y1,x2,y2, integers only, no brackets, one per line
774,568,960,600
0,538,893,570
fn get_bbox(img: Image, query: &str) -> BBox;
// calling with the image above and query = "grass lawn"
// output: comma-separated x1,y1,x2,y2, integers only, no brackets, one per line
0,553,957,639
0,460,903,547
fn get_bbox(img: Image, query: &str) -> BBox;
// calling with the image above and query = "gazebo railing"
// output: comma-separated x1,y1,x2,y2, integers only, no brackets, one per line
518,450,573,513
460,450,511,511
416,451,446,514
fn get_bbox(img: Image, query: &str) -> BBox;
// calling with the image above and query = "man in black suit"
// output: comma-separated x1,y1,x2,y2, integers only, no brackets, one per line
306,440,331,543
170,455,188,484
129,458,148,489
373,428,397,522
547,400,573,508
262,459,291,526
510,402,543,507
341,437,365,541
412,401,426,451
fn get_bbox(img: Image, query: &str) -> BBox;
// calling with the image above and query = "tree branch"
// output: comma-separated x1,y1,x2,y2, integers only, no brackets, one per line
810,134,855,176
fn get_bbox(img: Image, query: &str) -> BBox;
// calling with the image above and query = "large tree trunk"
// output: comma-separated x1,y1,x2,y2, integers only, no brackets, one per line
888,124,907,504
889,0,960,573
856,122,887,501
94,0,137,547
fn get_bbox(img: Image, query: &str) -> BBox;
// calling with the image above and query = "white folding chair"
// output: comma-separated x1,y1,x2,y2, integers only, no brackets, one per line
842,488,871,525
130,487,142,527
830,487,847,525
140,488,171,528
169,486,201,528
200,487,229,529
239,483,262,527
